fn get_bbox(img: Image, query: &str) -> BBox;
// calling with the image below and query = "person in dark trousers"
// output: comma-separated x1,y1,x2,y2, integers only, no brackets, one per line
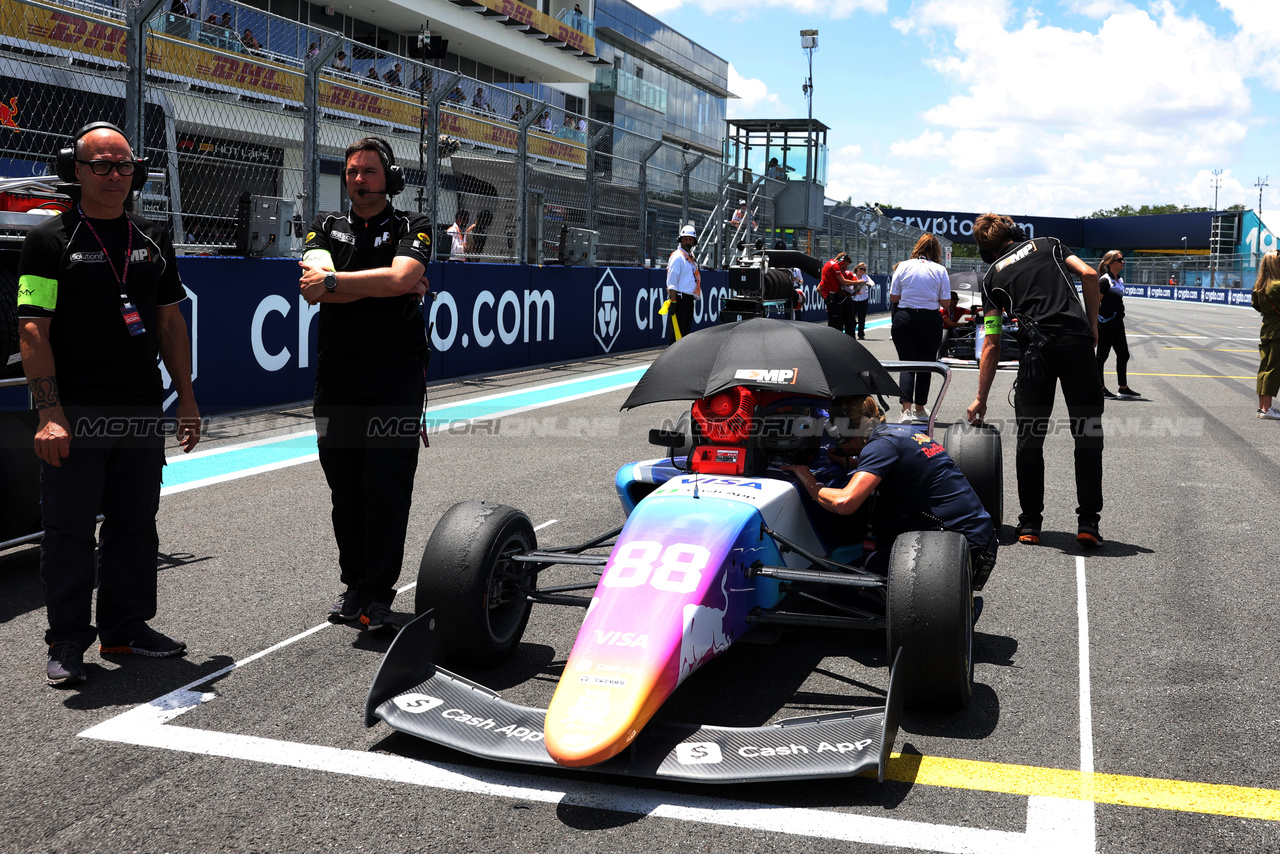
664,224,700,343
299,137,432,632
782,394,997,588
849,260,871,339
1095,250,1139,399
966,213,1104,548
818,252,858,336
889,234,951,423
18,122,200,686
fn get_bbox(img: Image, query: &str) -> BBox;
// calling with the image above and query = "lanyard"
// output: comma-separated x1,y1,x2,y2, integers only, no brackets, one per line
77,204,132,300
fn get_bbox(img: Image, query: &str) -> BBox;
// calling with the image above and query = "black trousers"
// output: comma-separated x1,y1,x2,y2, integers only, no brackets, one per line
1096,316,1129,387
314,371,425,607
825,295,855,336
1014,339,1104,530
666,293,695,343
40,407,165,647
891,307,943,406
851,299,868,336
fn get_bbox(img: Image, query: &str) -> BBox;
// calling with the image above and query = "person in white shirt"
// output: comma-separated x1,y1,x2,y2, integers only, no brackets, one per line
889,234,952,423
664,224,701,343
447,210,469,261
848,261,872,339
729,199,755,230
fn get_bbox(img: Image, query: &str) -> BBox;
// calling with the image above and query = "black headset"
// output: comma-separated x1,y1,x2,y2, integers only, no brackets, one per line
342,137,405,197
55,122,150,192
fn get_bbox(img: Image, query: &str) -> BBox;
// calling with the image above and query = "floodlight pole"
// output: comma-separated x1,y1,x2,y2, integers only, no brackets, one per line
1257,176,1268,217
801,29,817,251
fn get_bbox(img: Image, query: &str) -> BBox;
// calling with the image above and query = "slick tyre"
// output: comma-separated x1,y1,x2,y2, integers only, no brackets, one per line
886,530,973,711
942,422,1003,530
416,501,537,668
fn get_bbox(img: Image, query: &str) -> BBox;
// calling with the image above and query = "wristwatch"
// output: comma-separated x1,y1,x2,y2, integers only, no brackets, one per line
323,272,337,293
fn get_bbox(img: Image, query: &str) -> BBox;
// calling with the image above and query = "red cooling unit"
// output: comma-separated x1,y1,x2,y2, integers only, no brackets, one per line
690,386,756,475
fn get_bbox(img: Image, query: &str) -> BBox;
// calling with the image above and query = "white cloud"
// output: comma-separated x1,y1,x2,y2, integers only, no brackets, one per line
727,64,788,118
1221,0,1280,90
870,0,1257,215
631,0,886,20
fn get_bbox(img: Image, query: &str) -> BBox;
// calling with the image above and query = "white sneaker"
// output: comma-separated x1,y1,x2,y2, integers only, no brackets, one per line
899,411,915,424
1261,407,1280,421
913,411,930,424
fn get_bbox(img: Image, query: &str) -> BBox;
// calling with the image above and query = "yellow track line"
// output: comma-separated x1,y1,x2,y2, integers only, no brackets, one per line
1101,371,1254,379
869,754,1280,821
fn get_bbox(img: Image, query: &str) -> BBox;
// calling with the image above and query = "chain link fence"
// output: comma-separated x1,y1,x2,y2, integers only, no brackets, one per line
0,0,941,269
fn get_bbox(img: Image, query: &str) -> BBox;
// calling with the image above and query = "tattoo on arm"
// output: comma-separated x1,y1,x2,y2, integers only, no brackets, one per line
30,376,60,410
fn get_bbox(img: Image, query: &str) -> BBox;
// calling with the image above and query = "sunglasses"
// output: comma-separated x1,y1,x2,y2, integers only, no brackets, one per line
77,159,138,176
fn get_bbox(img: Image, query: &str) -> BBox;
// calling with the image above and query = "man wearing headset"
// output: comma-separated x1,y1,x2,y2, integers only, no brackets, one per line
299,137,432,633
17,122,200,686
664,224,701,343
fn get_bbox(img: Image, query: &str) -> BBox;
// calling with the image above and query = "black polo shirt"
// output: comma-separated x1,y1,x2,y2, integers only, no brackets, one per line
303,205,432,380
980,236,1092,344
17,208,185,408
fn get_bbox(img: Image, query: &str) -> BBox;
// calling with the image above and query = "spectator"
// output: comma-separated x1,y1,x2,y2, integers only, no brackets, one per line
511,103,525,121
307,42,319,57
241,28,260,51
447,210,470,261
383,62,402,87
446,86,466,104
220,11,232,29
331,50,350,72
766,157,786,180
170,0,195,18
539,110,553,132
366,66,381,82
571,2,585,29
1253,250,1280,419
471,86,490,112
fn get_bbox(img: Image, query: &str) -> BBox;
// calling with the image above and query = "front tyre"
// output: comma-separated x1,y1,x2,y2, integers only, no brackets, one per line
416,501,537,667
886,530,973,711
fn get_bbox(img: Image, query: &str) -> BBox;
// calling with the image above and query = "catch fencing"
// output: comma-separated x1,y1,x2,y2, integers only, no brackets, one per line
0,0,939,271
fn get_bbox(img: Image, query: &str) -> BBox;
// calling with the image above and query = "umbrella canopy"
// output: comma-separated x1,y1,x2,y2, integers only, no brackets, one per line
622,318,901,409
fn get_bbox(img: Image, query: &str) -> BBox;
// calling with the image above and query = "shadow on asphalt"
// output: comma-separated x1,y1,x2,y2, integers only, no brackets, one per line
58,653,236,710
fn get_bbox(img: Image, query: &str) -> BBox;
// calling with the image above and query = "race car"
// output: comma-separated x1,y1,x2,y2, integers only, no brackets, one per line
938,270,1022,368
367,351,1003,785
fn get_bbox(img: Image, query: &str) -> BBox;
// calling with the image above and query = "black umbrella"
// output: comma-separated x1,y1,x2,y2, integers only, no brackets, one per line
622,318,901,409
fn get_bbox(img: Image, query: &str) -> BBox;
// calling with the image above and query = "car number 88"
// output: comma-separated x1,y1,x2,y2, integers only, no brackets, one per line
602,541,710,594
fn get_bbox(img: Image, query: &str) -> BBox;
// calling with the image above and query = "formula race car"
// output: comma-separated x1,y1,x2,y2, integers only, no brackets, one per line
938,270,1022,368
367,319,1003,784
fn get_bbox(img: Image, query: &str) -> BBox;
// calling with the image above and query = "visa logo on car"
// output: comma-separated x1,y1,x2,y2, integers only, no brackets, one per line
677,477,763,489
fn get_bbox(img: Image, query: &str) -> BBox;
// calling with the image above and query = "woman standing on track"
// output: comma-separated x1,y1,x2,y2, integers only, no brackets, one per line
1252,250,1280,420
889,234,951,423
1095,251,1140,399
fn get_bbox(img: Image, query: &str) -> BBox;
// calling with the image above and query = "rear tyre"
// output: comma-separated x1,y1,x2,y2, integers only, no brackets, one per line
416,501,537,668
886,530,973,711
942,422,1003,531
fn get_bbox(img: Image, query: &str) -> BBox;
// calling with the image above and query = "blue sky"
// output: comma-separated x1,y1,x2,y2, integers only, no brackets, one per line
633,0,1280,218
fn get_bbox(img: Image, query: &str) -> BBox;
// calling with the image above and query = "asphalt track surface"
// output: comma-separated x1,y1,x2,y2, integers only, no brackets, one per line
2,298,1278,854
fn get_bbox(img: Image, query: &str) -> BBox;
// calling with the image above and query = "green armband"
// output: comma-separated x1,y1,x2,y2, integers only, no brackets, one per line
983,315,1003,335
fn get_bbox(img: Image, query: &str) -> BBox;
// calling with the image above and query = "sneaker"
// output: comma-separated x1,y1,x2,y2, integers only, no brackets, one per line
899,411,915,424
1261,407,1280,421
1077,525,1103,548
100,625,187,658
359,602,403,633
1101,388,1117,400
46,641,87,687
1258,409,1267,418
328,588,360,623
1016,525,1041,545
1117,386,1141,399
912,411,930,424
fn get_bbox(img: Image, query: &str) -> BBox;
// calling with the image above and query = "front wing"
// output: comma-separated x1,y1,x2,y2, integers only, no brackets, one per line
367,610,903,784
